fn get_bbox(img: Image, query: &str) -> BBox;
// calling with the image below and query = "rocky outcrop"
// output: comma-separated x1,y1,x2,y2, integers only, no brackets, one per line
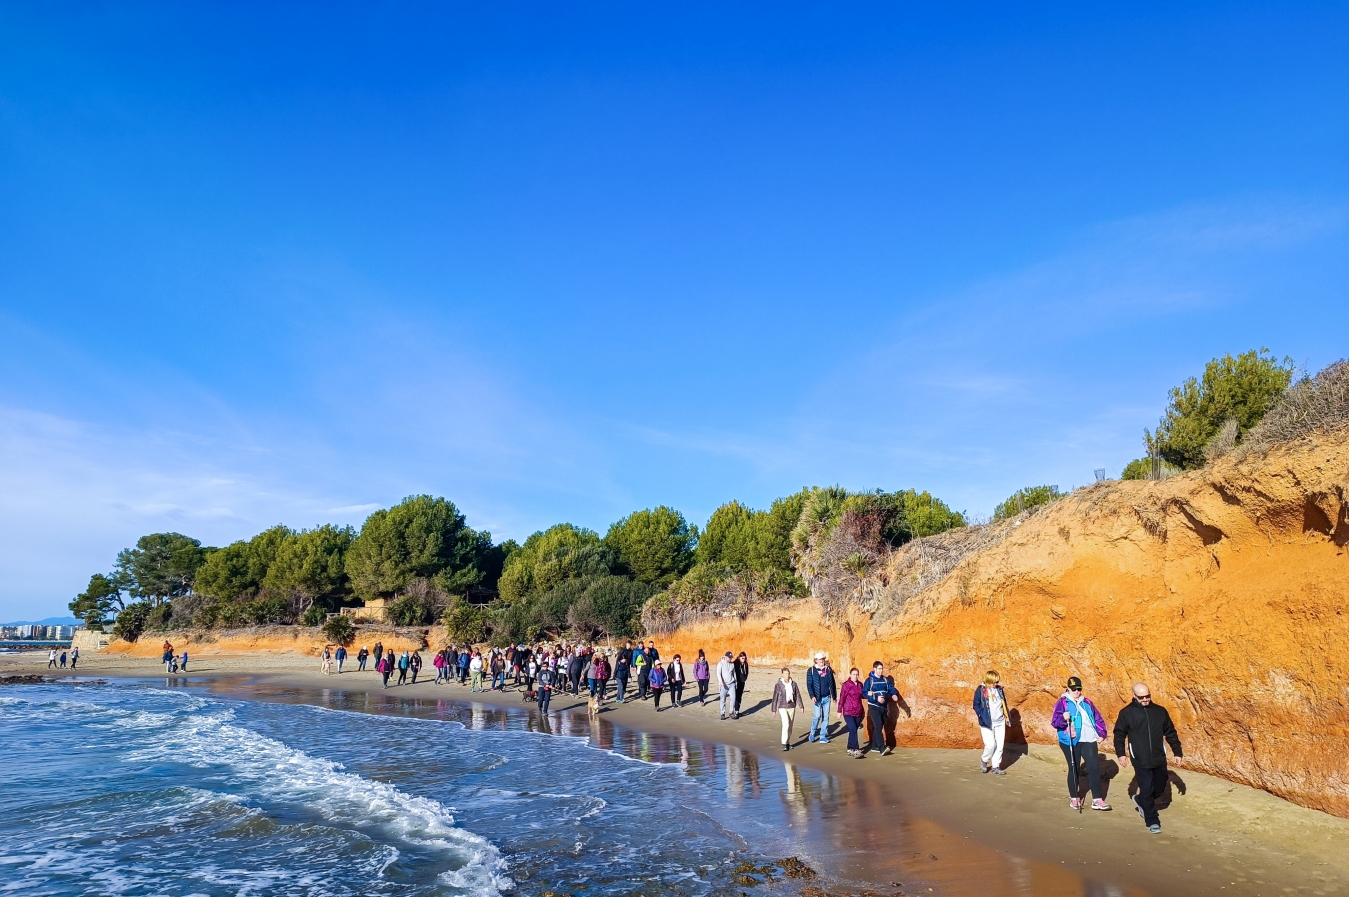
666,437,1349,817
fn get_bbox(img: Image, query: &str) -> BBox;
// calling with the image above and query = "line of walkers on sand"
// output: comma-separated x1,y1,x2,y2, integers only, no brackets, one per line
330,638,1184,835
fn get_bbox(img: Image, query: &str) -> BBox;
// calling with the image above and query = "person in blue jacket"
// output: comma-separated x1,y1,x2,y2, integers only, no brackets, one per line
805,652,838,743
862,661,900,755
972,670,1009,775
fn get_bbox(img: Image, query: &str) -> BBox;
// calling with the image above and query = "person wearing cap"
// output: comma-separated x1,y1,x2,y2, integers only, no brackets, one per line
1052,676,1111,809
1114,683,1183,833
805,652,838,744
716,651,737,719
972,670,1010,775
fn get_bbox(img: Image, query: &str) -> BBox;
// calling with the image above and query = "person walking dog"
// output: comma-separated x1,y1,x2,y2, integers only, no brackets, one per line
1114,682,1183,833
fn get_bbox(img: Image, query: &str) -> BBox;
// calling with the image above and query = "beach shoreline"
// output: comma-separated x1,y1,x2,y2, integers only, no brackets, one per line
7,650,1348,897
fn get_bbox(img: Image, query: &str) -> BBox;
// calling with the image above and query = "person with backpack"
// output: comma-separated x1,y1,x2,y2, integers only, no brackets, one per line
1114,683,1184,833
863,661,900,755
372,641,383,672
806,653,838,743
1052,676,1111,808
357,646,369,672
973,670,1010,776
592,652,611,703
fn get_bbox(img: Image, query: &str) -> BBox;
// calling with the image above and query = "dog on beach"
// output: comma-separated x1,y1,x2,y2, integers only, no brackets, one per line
588,697,601,719
522,688,537,702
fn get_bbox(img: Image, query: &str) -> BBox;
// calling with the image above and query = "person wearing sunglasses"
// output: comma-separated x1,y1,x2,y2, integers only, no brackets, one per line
1051,676,1110,809
1114,683,1184,833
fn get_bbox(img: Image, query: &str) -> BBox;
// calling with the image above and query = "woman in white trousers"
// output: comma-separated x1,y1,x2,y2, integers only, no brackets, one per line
771,667,806,751
972,670,1009,775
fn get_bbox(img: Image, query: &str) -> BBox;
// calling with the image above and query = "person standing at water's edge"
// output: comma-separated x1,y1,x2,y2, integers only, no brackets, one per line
1053,676,1111,810
806,653,837,744
70,646,78,669
536,662,556,713
863,662,899,755
649,658,668,711
1115,683,1183,833
839,668,865,758
973,671,1009,775
357,645,369,671
665,655,686,708
335,645,346,673
771,667,806,751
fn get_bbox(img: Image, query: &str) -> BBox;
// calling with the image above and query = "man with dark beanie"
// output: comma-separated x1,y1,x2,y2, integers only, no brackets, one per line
1114,682,1184,833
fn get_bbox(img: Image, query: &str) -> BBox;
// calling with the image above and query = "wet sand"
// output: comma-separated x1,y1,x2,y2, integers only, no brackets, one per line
8,651,1348,897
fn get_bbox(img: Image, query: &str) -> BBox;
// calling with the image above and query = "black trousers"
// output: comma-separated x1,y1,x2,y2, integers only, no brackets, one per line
733,682,746,713
1133,762,1169,826
867,704,887,750
637,669,650,699
845,714,862,751
1060,741,1103,799
697,679,709,703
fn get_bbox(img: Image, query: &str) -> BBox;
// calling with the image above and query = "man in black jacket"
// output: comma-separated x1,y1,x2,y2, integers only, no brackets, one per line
1114,683,1184,833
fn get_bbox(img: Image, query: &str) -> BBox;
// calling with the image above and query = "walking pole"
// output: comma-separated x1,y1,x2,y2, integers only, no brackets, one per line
1068,718,1082,814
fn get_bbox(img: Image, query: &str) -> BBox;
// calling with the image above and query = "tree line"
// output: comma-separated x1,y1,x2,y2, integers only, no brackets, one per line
71,488,965,644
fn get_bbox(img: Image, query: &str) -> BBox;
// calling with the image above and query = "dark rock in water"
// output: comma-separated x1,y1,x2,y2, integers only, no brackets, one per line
0,675,51,685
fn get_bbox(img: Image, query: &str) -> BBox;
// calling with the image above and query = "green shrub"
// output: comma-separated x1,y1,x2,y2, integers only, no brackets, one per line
993,485,1061,521
321,615,356,645
112,602,152,642
300,604,327,627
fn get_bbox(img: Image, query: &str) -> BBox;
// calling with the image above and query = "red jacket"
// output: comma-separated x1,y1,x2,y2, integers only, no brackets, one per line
838,679,865,717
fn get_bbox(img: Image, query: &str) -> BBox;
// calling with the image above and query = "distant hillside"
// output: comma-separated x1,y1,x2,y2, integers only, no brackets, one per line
0,616,80,627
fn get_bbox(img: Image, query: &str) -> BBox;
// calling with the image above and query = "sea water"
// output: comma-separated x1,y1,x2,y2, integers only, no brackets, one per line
0,679,866,896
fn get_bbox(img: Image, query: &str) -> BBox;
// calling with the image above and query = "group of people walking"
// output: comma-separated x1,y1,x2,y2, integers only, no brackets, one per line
322,635,1183,834
45,647,77,669
975,670,1183,832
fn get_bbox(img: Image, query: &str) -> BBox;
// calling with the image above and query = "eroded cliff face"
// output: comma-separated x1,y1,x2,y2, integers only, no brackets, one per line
666,438,1349,816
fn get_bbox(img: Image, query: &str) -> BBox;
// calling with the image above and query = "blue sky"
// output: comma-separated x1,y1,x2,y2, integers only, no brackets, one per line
2,3,1346,619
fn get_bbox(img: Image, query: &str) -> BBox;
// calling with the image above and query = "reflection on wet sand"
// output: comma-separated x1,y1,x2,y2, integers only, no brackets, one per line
205,680,1151,897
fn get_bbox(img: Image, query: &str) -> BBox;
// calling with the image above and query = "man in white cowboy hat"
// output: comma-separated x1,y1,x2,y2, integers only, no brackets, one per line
805,651,838,743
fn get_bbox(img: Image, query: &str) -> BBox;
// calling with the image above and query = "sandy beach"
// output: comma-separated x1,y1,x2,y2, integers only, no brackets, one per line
6,649,1347,897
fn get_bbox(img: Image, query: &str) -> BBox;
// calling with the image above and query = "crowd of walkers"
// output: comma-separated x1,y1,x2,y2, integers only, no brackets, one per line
319,636,1183,834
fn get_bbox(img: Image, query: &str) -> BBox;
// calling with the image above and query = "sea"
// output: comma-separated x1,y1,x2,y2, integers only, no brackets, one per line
1,678,882,897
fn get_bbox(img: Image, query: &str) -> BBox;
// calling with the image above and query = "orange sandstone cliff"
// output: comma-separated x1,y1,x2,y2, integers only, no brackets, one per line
665,438,1349,817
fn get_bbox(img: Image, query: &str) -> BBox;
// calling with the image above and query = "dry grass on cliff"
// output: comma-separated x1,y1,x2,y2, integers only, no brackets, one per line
868,517,1021,623
1237,359,1349,458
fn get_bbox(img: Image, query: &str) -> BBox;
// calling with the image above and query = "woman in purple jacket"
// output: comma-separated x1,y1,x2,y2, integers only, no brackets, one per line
1052,676,1112,810
693,650,711,706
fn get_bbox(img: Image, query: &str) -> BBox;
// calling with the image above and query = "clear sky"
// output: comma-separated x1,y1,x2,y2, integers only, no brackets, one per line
2,3,1346,620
